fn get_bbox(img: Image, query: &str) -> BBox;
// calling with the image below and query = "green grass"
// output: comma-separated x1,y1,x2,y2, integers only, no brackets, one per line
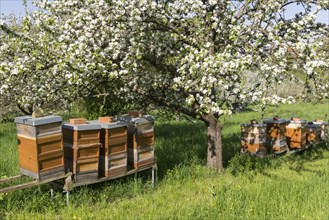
0,101,329,219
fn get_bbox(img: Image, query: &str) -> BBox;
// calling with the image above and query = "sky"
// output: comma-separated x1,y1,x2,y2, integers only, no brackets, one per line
0,0,329,24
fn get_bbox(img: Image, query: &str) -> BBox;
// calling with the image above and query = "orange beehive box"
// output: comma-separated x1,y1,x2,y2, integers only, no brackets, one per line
240,123,267,154
62,120,101,183
119,115,155,169
14,115,65,180
89,118,128,178
263,118,288,153
285,119,307,149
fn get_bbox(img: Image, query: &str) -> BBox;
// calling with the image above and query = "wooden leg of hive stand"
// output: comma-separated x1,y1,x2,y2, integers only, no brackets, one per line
63,172,73,207
151,166,156,190
66,190,70,206
50,188,54,198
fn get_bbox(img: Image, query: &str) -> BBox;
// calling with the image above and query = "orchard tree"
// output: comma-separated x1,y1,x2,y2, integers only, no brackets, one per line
1,0,329,170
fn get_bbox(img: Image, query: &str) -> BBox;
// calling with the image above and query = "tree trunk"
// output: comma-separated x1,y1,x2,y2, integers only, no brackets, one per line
204,113,223,171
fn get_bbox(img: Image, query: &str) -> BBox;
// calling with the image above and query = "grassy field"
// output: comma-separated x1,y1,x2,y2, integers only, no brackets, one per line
0,101,329,219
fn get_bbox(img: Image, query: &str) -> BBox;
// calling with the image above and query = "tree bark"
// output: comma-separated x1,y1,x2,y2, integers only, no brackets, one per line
17,103,32,115
204,113,223,171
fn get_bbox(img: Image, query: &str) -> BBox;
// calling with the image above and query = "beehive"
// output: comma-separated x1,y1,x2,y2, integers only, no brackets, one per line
14,115,65,180
263,118,288,153
285,118,307,149
89,118,128,178
119,114,155,169
240,123,267,154
313,120,328,142
306,120,328,144
306,123,322,145
62,121,101,183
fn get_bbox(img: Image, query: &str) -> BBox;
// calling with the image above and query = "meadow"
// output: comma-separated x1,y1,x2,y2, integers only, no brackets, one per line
0,101,328,219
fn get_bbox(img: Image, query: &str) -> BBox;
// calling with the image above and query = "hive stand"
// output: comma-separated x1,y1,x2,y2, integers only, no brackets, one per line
0,172,73,206
49,165,157,205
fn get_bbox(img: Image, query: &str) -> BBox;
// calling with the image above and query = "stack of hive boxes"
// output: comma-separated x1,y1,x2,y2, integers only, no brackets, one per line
263,118,288,153
240,121,267,154
119,112,155,169
62,118,101,183
285,118,307,150
14,116,65,180
89,117,128,178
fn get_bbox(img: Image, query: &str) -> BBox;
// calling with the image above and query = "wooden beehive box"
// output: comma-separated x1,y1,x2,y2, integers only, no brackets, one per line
89,118,128,178
14,115,65,180
263,118,288,153
119,115,155,169
62,121,101,183
241,123,267,154
306,123,322,145
313,120,328,143
285,118,307,149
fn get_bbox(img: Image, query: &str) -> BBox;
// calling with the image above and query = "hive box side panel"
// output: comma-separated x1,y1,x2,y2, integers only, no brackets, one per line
137,133,154,149
38,149,64,172
109,127,127,138
37,133,63,152
136,123,154,134
77,130,100,143
127,148,154,169
108,166,127,177
17,135,39,173
76,144,100,160
108,136,127,155
36,122,62,137
16,124,36,137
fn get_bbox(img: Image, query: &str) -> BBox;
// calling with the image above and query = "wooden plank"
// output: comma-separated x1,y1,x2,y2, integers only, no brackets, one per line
0,174,24,183
99,116,115,123
70,118,87,125
73,165,156,187
0,172,72,194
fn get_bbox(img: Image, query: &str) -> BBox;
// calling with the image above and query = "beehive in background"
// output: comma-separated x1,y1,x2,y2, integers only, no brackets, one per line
263,118,288,153
14,115,65,180
240,122,267,154
62,119,101,183
306,120,328,144
119,114,155,169
306,122,322,145
89,117,128,178
313,120,328,143
285,118,307,149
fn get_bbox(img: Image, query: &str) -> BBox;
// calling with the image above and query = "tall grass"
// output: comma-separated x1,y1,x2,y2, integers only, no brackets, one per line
0,101,328,219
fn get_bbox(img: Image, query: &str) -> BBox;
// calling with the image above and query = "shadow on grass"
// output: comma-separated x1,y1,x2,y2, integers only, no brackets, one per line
222,132,241,167
154,121,249,177
155,121,207,178
283,142,328,174
227,142,329,177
